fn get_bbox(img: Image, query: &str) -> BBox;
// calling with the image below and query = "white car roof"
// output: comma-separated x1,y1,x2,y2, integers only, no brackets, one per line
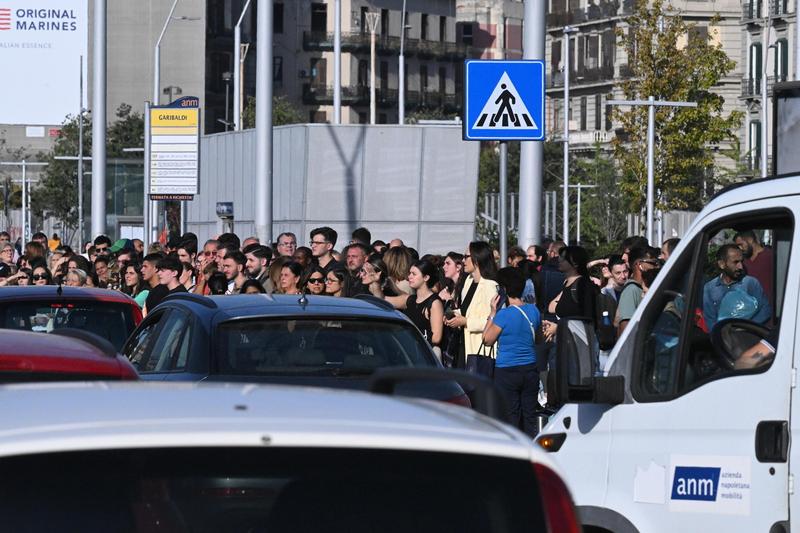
0,382,553,466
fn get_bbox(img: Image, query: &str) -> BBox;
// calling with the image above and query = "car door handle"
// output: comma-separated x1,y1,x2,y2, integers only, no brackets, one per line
755,420,789,463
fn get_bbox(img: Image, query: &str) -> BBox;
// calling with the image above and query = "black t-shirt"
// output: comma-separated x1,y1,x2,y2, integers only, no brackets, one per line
145,284,187,312
403,293,441,346
319,258,344,274
343,271,370,297
555,276,597,322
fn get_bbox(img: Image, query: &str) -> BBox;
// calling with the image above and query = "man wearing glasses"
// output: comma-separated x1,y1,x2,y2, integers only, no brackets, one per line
276,232,297,257
309,227,342,273
615,246,661,335
93,235,112,258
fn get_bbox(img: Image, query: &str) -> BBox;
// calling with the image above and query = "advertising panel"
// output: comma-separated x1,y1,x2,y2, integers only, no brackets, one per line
0,0,88,125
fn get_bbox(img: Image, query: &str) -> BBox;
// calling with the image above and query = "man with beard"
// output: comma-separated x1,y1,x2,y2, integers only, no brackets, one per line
342,242,370,297
243,244,273,293
703,244,771,330
734,230,774,307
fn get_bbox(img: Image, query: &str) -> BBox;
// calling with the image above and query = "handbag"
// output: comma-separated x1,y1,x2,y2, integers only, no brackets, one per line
466,342,495,378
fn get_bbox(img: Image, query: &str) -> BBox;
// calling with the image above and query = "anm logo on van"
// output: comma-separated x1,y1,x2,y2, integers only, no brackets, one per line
671,466,721,502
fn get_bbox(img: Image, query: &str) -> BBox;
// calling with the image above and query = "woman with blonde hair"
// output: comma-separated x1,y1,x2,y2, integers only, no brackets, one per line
269,256,290,294
383,246,414,295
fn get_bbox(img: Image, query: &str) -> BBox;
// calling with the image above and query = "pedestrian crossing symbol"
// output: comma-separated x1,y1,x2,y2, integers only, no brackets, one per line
463,60,545,141
473,72,537,130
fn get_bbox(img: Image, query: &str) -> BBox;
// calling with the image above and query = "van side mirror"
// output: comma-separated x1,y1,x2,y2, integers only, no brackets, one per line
552,318,624,405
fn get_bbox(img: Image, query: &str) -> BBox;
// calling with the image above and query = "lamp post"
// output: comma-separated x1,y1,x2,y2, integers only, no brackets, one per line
222,72,232,131
233,0,251,131
153,0,180,105
91,0,106,239
365,12,380,124
562,25,577,244
607,97,697,244
398,0,407,124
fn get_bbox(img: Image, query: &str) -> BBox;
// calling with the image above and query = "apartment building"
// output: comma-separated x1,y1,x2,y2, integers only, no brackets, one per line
544,0,744,160
739,0,796,174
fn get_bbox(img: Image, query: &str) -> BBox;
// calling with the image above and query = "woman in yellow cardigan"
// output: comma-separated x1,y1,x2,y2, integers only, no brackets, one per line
445,241,499,362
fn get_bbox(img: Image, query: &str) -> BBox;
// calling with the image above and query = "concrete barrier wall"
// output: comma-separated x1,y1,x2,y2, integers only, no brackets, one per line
187,124,480,253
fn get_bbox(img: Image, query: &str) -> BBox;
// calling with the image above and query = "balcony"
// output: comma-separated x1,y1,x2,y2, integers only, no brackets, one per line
547,0,626,28
739,154,772,175
569,130,613,145
740,78,762,98
302,83,461,111
302,31,472,59
548,65,615,88
619,63,635,78
302,83,369,105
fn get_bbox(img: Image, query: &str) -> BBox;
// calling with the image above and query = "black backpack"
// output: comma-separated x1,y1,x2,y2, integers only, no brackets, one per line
595,291,618,350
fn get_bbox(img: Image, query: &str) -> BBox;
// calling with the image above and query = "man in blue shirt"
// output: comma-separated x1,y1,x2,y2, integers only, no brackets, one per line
703,243,771,330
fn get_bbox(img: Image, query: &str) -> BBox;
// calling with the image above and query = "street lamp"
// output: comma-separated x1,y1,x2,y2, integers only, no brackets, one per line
562,25,577,244
222,72,232,131
365,12,380,124
398,0,407,124
234,0,251,131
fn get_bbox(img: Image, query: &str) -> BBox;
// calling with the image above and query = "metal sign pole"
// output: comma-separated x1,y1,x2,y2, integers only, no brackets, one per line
499,142,508,266
22,161,27,244
143,101,151,252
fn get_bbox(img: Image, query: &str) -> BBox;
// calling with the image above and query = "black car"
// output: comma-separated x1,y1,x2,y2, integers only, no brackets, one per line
123,293,470,406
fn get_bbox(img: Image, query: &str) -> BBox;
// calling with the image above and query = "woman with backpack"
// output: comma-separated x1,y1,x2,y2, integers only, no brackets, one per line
482,267,542,438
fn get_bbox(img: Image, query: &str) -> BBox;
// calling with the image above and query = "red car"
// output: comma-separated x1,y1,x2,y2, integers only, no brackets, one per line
0,329,138,382
0,286,142,352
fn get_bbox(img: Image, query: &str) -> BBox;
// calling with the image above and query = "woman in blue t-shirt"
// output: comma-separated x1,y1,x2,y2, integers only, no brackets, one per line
482,267,542,437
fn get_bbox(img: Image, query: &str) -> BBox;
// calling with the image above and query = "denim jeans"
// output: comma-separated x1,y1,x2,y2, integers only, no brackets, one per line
494,363,541,438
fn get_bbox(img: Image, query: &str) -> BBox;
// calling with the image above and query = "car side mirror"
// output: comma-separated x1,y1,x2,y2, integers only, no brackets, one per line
552,318,624,405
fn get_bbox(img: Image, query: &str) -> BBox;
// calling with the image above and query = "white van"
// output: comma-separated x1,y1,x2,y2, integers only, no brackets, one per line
538,176,798,532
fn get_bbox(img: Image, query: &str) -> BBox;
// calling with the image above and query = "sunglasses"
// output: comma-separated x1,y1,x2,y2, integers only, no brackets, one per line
32,274,48,281
307,278,325,284
95,247,108,252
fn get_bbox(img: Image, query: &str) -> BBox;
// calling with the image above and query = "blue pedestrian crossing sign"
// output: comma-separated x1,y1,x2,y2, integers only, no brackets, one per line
463,60,545,141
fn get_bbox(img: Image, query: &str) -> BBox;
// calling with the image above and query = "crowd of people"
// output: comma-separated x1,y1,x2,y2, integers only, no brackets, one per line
0,226,680,432
0,225,776,437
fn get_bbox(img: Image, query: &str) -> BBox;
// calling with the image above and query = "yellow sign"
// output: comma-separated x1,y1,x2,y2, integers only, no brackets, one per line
150,108,199,127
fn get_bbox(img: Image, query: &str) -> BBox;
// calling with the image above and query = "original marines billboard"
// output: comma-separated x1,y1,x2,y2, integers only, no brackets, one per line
0,0,88,125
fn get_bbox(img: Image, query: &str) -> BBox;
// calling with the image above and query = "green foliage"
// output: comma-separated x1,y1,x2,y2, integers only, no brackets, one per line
404,107,459,124
614,0,743,212
575,144,628,244
242,95,304,129
31,104,144,238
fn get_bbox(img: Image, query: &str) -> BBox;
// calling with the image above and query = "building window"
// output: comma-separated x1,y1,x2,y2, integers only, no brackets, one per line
594,94,601,130
273,56,283,83
274,3,284,34
311,3,327,33
439,16,446,42
310,110,327,123
360,7,368,34
358,59,368,86
750,42,762,82
380,61,388,90
461,23,474,45
455,63,463,95
380,8,389,35
580,96,587,131
749,120,761,168
775,38,789,79
688,25,708,44
420,65,429,92
358,112,367,124
439,66,447,94
378,113,387,124
605,96,613,131
421,14,429,40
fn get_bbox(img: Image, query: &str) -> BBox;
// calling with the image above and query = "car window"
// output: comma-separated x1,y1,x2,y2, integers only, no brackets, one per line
0,301,136,352
0,448,548,533
635,212,792,401
142,311,191,373
124,312,165,369
216,318,436,376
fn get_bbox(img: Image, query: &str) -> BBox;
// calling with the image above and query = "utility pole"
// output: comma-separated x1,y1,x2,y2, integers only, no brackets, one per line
254,0,274,244
0,161,48,245
761,16,772,178
233,0,251,131
607,97,697,244
91,0,107,239
78,55,85,247
569,183,596,243
398,0,407,124
517,0,546,248
499,142,508,266
562,26,576,244
366,12,380,125
333,0,342,124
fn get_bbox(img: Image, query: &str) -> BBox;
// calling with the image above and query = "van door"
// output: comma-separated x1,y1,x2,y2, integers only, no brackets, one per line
604,203,796,532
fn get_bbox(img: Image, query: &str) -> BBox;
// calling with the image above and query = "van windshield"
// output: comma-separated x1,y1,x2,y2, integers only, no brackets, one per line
216,318,436,376
0,448,547,533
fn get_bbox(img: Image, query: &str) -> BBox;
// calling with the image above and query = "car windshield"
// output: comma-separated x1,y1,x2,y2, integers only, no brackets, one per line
0,301,136,352
0,448,547,533
216,318,436,376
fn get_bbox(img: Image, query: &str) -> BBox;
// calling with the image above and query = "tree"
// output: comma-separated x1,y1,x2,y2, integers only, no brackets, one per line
613,0,743,213
576,144,628,244
242,95,304,129
31,104,144,243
